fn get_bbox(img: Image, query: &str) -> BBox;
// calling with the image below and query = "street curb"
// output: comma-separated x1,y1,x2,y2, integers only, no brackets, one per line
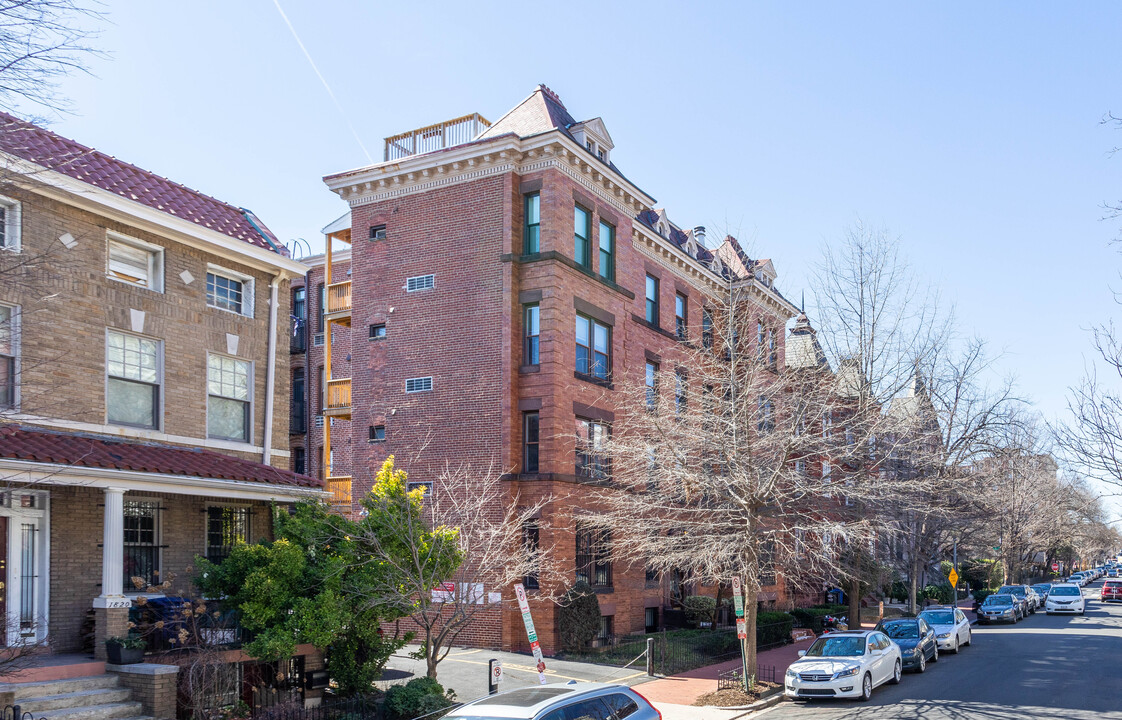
729,692,785,718
708,690,785,717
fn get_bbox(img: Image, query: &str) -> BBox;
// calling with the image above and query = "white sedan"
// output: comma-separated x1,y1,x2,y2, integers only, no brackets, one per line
785,630,902,701
918,606,972,653
1045,583,1085,615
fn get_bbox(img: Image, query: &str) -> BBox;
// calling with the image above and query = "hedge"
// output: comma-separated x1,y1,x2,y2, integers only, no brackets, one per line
790,606,845,634
755,611,794,648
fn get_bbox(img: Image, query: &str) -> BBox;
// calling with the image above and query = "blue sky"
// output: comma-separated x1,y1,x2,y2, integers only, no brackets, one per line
34,2,1122,456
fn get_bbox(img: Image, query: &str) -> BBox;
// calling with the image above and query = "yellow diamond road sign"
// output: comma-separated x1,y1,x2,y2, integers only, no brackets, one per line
948,569,959,587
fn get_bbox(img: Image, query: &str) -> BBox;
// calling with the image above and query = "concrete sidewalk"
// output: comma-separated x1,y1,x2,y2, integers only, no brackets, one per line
379,645,652,703
635,638,816,706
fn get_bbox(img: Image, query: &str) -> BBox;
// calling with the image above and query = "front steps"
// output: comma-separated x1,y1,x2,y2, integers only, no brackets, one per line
0,674,150,720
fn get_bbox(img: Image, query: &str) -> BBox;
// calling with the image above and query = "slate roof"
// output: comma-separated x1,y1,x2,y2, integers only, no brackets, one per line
0,424,322,489
478,85,577,141
0,112,284,254
787,313,830,371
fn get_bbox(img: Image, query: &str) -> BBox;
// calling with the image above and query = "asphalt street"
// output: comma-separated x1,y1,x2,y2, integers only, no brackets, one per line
757,580,1122,720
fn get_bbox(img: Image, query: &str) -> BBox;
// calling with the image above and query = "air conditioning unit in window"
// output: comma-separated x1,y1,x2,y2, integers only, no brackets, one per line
313,333,324,346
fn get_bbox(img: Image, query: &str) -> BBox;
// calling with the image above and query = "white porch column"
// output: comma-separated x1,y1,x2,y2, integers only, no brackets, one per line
93,487,126,606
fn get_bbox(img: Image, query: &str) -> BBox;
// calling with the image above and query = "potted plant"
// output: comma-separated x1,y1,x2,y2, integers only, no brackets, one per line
105,635,146,665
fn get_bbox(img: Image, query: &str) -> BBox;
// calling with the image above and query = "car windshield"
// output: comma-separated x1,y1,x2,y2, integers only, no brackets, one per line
1050,586,1080,597
881,622,919,639
998,586,1025,596
919,611,955,625
805,636,866,657
983,595,1013,606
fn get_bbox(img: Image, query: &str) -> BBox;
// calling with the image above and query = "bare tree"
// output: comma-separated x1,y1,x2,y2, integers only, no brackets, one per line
586,270,909,677
881,339,1022,612
0,0,102,118
345,456,553,680
811,222,950,623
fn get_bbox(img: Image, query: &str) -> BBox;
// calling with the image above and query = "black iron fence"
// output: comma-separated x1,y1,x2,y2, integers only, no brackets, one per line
717,664,777,691
248,694,381,720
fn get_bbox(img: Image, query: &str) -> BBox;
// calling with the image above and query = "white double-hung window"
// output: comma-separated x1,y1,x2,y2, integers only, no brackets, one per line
106,330,161,429
206,266,254,317
107,233,164,291
0,304,17,409
0,194,21,251
208,353,252,442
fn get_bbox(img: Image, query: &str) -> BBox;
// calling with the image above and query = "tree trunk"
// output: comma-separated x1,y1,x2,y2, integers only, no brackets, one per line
745,588,758,685
848,577,861,630
425,636,439,679
909,556,920,615
711,583,725,631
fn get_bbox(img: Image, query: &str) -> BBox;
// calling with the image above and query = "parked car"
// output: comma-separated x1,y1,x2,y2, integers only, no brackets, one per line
997,585,1034,615
1033,584,1052,603
977,594,1022,624
1107,569,1119,579
444,683,660,720
785,630,902,702
1101,579,1122,603
1067,573,1087,586
874,617,939,673
1044,583,1085,615
917,606,972,653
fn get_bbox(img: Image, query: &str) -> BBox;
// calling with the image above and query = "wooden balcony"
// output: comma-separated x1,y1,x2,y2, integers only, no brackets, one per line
324,378,351,419
326,476,352,510
325,280,352,326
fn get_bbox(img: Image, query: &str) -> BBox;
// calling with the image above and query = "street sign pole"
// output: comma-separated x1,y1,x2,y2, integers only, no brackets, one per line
732,576,749,692
514,583,548,684
488,659,502,695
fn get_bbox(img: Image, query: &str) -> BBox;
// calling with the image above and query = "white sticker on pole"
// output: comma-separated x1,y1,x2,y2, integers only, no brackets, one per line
492,662,503,685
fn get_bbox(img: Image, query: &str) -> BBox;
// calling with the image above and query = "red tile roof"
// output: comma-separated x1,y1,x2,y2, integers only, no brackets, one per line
0,425,322,490
0,112,285,254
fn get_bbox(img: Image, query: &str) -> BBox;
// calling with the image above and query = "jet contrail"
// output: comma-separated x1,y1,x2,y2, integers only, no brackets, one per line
272,0,374,164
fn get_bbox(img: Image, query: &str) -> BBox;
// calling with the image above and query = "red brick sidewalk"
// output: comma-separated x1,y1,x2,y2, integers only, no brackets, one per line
635,638,816,705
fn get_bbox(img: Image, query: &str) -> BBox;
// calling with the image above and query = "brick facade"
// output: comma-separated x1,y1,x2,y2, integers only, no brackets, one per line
50,486,274,653
0,187,293,463
318,87,799,654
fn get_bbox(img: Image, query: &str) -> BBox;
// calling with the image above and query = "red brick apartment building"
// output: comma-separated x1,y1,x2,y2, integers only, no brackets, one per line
314,86,801,653
0,112,325,713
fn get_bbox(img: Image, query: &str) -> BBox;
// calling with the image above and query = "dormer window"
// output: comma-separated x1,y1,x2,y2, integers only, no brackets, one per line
586,140,594,152
597,148,605,161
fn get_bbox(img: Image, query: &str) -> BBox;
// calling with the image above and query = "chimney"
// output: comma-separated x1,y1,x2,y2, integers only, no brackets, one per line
693,226,706,247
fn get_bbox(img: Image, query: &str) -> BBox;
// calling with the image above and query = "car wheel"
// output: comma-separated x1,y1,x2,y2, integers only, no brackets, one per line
965,630,972,646
952,638,959,654
860,673,873,701
890,659,902,684
931,645,939,662
916,653,926,673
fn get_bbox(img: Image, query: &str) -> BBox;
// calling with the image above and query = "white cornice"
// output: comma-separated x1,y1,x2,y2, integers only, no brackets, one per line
324,132,656,216
0,459,326,501
1,153,307,277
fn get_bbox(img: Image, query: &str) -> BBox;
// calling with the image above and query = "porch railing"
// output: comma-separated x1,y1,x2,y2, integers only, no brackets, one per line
326,281,351,315
325,378,351,412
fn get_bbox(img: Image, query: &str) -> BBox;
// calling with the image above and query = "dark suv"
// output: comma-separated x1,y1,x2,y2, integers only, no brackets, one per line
997,585,1035,615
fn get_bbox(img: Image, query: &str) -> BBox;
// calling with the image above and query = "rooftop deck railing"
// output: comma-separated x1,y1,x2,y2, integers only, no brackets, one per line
383,113,491,161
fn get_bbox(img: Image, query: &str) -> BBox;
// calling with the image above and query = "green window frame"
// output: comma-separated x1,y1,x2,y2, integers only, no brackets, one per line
598,220,614,281
524,193,540,254
574,205,591,268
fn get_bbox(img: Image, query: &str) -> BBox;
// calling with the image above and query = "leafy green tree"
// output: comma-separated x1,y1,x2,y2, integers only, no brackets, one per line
195,502,408,695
